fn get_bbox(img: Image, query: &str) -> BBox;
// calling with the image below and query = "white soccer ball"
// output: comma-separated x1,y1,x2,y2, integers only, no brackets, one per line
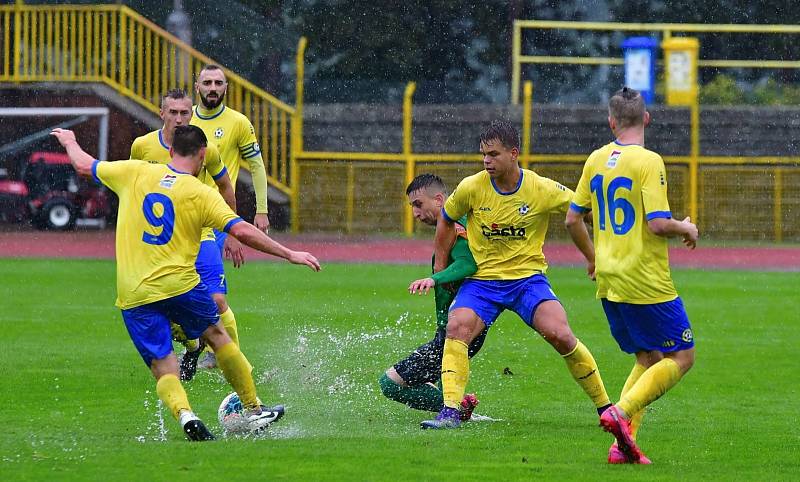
218,392,247,434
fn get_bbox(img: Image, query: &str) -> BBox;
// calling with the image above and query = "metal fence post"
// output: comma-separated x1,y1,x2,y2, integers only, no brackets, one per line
522,81,533,169
403,81,417,236
291,36,307,234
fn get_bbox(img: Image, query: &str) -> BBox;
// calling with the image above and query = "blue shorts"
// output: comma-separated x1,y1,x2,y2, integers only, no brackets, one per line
449,275,559,327
121,284,220,366
195,229,227,295
601,297,695,354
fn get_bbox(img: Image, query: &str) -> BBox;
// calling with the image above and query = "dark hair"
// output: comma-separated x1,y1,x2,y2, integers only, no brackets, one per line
406,173,447,196
160,88,190,108
609,87,646,128
172,125,207,156
199,64,226,79
479,120,520,150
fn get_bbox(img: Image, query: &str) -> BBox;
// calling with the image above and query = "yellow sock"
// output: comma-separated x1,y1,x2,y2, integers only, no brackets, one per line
220,308,240,347
562,340,611,409
618,358,682,417
620,363,647,440
215,342,260,409
441,338,469,409
155,374,192,421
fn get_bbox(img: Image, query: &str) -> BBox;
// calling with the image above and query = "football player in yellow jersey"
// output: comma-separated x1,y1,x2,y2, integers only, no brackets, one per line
421,120,611,430
129,89,246,379
189,64,271,372
566,87,698,464
51,125,320,441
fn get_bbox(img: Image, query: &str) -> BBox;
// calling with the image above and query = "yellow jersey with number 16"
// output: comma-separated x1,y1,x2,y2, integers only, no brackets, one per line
92,159,241,310
571,141,677,304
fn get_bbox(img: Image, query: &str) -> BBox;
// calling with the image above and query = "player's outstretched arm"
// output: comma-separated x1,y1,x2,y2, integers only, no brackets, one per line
228,221,321,271
50,128,95,178
648,216,698,250
433,213,456,273
565,207,596,279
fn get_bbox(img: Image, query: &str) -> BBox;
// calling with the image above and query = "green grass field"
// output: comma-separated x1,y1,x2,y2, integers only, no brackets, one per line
1,259,798,481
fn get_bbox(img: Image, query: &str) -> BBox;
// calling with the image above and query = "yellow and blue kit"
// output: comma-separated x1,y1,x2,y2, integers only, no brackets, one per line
571,141,693,353
92,159,243,364
190,104,268,214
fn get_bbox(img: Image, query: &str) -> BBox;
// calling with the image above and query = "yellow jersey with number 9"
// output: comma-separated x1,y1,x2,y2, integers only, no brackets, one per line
92,160,242,310
571,141,677,304
129,130,228,242
443,169,573,280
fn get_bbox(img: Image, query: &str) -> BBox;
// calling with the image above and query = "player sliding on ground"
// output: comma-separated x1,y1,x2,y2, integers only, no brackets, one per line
422,120,612,429
379,174,484,419
566,87,697,464
52,125,321,441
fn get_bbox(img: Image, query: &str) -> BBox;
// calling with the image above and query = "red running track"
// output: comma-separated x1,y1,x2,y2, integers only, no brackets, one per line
1,230,798,271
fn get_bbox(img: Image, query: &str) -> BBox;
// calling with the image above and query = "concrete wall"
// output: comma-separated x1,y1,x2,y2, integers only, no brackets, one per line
304,104,800,157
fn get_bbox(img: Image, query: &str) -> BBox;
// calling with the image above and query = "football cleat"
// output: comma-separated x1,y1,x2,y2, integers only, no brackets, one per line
179,339,206,381
197,352,217,370
599,406,647,464
459,393,480,421
608,443,652,465
180,411,215,442
244,404,285,433
421,406,461,429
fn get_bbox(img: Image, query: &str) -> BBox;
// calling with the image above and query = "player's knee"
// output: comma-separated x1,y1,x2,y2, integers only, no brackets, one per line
203,322,231,351
445,313,479,342
379,373,402,399
670,348,695,374
212,294,228,313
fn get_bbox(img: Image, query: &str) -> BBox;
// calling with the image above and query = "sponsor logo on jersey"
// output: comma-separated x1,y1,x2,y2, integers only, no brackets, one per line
478,206,492,211
481,223,526,239
159,174,178,189
214,127,224,139
518,203,530,215
607,150,622,168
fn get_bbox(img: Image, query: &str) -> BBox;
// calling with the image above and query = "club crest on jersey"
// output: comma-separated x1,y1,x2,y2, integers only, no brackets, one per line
518,203,530,215
681,328,694,343
214,127,224,139
481,223,526,239
607,150,622,168
159,174,178,189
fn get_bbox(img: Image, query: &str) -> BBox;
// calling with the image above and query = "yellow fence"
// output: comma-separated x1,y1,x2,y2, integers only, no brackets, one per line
0,3,294,195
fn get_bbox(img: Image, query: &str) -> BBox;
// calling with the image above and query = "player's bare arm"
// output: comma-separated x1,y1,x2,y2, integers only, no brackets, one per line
433,214,456,273
214,173,245,267
647,216,699,249
51,128,95,177
565,207,596,280
228,221,321,271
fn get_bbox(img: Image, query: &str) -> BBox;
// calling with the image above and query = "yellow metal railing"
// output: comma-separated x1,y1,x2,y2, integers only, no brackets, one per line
511,20,800,104
0,4,295,197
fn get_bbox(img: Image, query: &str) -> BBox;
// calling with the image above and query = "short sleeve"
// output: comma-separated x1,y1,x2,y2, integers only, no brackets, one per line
571,160,593,214
204,144,227,181
95,160,135,193
129,137,143,160
443,178,471,222
641,155,671,220
539,175,574,214
200,184,242,232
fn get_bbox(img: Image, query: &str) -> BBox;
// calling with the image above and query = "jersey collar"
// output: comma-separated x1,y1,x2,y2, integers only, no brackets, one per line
157,130,170,150
613,139,642,147
490,168,524,195
194,104,225,120
167,164,190,175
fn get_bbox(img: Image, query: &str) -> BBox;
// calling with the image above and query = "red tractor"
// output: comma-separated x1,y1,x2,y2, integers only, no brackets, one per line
0,151,111,230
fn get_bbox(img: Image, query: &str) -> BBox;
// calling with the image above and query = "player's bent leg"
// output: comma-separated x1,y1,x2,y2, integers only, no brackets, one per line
618,347,692,418
532,301,611,414
380,368,444,412
151,354,216,441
